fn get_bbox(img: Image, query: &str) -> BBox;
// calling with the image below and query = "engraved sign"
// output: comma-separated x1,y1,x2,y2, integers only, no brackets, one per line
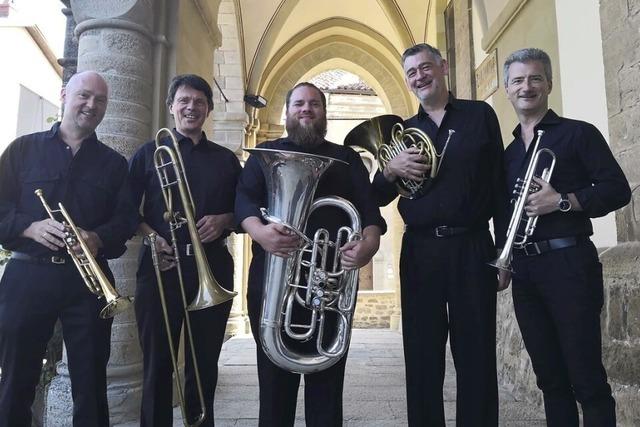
475,49,499,100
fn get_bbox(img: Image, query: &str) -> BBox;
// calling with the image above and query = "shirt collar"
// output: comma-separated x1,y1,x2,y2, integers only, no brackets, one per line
173,128,212,150
511,108,561,139
416,92,458,119
46,121,99,147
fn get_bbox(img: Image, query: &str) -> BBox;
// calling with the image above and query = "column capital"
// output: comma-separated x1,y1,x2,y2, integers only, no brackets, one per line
70,0,154,40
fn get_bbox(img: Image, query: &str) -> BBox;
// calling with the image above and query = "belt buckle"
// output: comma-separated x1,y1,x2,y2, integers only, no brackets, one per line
50,256,66,265
523,242,541,256
185,244,194,256
435,226,448,238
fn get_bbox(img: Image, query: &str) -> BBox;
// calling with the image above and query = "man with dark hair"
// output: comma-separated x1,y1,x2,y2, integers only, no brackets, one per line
0,71,136,427
502,47,629,427
372,43,509,426
235,82,386,426
129,73,241,427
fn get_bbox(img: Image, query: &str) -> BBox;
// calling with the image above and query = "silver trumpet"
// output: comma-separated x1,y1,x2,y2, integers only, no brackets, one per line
490,130,556,271
246,148,361,374
35,189,133,319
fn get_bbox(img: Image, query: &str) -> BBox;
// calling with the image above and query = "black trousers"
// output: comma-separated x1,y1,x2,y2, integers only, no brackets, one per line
0,258,113,427
135,245,233,427
400,229,498,427
247,253,347,427
511,240,616,427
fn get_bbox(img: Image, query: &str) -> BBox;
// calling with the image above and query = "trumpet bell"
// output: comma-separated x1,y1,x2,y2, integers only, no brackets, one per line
100,295,134,319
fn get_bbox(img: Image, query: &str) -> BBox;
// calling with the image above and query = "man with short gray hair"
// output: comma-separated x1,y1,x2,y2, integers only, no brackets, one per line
502,47,630,426
373,43,509,426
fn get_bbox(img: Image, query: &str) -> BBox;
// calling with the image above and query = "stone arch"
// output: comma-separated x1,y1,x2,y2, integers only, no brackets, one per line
247,1,414,95
257,37,412,129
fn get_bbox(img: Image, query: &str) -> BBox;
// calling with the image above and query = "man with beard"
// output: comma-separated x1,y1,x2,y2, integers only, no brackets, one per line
372,43,509,426
235,82,386,426
129,74,241,426
0,71,136,426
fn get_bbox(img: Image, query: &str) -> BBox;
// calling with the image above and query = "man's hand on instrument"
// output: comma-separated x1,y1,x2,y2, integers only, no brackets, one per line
524,176,559,217
153,234,176,271
21,218,66,251
252,223,301,258
339,225,381,270
382,147,430,182
70,228,104,257
197,213,233,243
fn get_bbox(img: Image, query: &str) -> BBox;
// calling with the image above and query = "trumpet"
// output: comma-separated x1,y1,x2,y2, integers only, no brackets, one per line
344,114,455,199
490,130,555,271
34,189,133,319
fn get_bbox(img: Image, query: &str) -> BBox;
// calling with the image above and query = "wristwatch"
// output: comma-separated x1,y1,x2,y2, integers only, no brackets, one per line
558,193,572,212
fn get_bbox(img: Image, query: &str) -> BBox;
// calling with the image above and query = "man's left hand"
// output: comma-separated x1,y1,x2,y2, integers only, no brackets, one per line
339,238,378,270
197,213,233,243
524,176,559,217
71,228,103,257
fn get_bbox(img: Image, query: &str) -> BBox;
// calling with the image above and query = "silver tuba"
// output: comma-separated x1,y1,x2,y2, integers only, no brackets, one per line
245,148,362,374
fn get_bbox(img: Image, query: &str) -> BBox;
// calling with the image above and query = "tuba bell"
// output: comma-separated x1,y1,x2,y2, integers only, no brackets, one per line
246,148,361,374
344,114,455,199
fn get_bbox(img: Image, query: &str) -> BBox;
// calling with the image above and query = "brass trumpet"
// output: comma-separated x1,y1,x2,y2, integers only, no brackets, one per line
34,189,133,319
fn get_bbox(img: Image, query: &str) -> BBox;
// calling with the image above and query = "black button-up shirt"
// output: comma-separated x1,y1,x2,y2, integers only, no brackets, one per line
129,129,242,245
504,109,631,241
373,94,508,247
235,138,387,258
0,123,137,258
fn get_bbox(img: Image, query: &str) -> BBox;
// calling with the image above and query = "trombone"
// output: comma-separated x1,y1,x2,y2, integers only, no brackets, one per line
34,189,133,319
149,128,237,426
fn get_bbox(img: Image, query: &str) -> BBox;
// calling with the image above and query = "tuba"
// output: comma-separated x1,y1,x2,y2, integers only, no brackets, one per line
490,130,555,271
246,148,361,374
344,114,455,199
35,189,133,319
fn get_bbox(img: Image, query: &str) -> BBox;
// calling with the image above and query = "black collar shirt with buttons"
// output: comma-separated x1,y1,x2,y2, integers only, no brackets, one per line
0,122,137,258
504,109,631,241
373,93,508,247
128,129,242,245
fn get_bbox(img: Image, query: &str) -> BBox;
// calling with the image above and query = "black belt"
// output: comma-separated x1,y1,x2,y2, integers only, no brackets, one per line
144,240,226,257
404,225,476,238
514,236,589,257
11,251,71,265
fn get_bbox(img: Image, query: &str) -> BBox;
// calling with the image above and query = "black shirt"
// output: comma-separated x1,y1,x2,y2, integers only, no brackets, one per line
504,109,631,241
373,94,508,247
0,123,137,258
235,137,387,259
129,129,242,245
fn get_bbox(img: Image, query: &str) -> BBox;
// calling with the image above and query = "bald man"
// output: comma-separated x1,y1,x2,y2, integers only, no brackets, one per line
0,71,137,427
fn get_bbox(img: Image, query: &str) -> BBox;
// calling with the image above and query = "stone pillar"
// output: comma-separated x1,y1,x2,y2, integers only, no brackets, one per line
599,1,640,424
45,1,156,424
58,0,78,87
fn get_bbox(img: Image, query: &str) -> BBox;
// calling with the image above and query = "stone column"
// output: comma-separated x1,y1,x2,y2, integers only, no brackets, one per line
45,1,156,424
599,1,640,424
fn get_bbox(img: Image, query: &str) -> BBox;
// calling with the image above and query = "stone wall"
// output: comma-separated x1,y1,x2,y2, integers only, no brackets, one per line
354,291,396,329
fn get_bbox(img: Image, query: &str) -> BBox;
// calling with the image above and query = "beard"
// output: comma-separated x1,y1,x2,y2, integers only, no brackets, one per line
285,114,327,148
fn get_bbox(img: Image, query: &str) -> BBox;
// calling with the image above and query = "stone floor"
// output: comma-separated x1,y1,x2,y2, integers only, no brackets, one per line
167,329,546,426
